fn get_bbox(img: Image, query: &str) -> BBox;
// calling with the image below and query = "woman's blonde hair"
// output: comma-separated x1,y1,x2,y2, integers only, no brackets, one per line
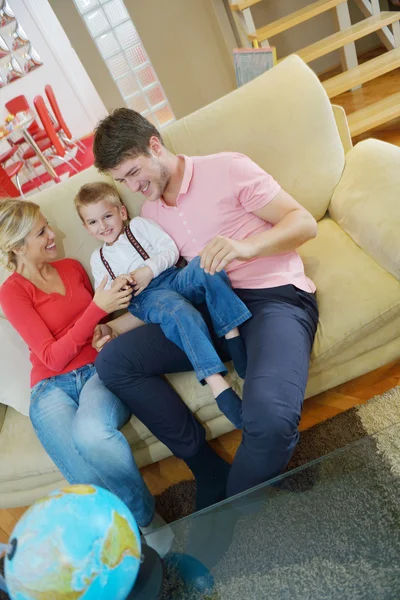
0,199,41,271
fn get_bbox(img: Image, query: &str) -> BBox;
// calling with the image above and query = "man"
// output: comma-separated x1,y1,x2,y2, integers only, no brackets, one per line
92,108,319,505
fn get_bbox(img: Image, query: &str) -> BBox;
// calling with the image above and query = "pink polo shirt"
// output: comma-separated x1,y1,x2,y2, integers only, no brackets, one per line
141,153,315,293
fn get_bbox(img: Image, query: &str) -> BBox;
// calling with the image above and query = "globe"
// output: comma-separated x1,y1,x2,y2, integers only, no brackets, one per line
4,484,141,600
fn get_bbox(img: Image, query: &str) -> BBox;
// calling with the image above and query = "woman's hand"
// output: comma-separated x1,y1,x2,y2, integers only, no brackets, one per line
93,275,132,313
130,266,153,296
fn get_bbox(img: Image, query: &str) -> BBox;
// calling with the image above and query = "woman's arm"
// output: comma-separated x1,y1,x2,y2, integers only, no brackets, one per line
0,274,132,372
0,281,107,372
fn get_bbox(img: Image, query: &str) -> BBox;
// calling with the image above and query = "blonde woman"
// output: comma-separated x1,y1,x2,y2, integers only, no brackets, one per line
0,198,171,554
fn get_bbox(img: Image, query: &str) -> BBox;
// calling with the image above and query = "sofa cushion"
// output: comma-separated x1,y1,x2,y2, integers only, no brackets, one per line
329,138,400,281
0,317,30,415
127,366,243,442
0,405,137,486
300,218,400,371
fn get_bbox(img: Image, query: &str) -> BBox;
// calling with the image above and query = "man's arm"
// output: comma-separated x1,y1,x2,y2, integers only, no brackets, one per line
200,189,317,275
248,188,317,256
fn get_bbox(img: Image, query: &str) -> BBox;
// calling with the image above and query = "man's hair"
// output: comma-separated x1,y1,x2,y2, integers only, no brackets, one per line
74,182,126,221
93,108,164,173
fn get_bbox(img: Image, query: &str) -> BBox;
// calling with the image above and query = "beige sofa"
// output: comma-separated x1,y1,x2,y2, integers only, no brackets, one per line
2,55,400,508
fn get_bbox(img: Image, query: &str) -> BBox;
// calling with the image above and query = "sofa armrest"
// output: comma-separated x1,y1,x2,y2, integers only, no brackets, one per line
332,105,353,155
329,138,400,281
0,402,6,435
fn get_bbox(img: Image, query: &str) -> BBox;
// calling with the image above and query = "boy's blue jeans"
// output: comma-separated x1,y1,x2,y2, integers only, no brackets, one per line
29,364,155,527
128,256,252,382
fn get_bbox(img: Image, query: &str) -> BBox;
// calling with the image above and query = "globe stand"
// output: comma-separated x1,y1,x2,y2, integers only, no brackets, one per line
127,544,164,600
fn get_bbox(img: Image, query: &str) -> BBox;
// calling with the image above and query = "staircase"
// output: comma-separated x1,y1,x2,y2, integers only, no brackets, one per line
228,0,400,137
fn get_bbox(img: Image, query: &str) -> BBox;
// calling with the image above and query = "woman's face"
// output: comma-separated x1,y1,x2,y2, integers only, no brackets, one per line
19,212,57,265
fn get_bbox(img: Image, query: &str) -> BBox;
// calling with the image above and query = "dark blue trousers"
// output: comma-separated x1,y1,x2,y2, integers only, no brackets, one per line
96,284,318,497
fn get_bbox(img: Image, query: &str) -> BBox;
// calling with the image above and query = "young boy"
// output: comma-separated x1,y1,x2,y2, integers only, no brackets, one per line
74,182,252,429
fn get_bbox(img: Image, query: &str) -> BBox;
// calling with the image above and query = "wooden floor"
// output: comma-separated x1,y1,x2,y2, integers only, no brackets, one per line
2,49,400,544
321,45,400,146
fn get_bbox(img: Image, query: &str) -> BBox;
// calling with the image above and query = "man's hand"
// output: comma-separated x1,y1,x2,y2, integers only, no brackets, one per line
199,236,255,275
92,323,116,352
130,266,153,296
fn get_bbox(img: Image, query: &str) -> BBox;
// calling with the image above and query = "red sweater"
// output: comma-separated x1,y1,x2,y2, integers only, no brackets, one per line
0,259,107,387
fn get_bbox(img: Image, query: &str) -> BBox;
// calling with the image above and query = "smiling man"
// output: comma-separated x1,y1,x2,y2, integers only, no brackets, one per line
92,108,319,500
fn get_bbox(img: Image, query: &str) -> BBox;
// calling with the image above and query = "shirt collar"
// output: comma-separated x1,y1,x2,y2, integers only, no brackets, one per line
160,154,194,209
178,154,194,195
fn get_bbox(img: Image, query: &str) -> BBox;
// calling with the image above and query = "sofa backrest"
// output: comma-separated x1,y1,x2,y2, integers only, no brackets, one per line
0,56,345,318
166,55,344,220
118,57,346,222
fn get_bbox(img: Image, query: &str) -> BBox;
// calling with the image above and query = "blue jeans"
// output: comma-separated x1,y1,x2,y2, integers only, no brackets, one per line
129,256,252,382
29,364,155,527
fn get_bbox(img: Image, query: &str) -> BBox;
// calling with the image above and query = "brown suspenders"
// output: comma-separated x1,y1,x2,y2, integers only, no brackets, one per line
99,224,150,281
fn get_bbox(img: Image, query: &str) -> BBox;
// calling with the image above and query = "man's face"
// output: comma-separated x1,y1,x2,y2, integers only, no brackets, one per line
110,152,170,203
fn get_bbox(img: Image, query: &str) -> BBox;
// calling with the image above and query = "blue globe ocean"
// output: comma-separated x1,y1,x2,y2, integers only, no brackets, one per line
5,484,141,600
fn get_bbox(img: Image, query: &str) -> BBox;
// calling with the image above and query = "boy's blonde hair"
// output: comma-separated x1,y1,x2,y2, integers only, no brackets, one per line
74,182,127,221
0,198,41,271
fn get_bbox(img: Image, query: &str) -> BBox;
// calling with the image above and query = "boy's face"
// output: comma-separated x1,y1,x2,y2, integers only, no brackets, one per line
80,199,127,245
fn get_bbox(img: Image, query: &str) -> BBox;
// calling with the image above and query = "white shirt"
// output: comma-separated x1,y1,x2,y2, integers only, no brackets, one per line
90,217,179,290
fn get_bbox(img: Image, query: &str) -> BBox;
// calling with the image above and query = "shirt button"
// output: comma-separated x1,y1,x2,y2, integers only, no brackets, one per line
183,221,187,225
179,212,183,216
188,230,191,234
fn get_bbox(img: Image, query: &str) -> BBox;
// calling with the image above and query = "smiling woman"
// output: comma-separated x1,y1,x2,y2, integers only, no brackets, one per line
0,198,175,556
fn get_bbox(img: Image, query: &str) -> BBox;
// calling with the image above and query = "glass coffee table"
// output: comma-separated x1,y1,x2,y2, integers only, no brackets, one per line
145,422,400,599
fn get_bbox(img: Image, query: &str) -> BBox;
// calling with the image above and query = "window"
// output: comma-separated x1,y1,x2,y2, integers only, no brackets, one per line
73,0,175,129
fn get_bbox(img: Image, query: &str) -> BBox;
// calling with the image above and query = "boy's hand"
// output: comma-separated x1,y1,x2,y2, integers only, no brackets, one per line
111,274,134,290
130,266,153,296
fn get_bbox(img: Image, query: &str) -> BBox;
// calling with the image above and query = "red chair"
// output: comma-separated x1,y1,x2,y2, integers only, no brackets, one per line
0,161,24,197
5,95,46,144
23,95,79,175
0,146,18,165
6,95,30,115
5,161,24,196
45,84,85,152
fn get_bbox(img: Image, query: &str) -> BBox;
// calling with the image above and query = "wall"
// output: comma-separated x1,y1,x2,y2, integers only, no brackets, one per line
229,0,390,74
123,0,237,119
50,0,237,121
0,0,107,137
48,0,124,114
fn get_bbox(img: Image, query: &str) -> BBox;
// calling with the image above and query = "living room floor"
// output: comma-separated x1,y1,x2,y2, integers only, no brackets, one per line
1,51,400,542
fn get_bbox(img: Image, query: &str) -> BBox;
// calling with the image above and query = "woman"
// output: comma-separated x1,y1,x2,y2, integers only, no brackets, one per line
0,198,171,555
